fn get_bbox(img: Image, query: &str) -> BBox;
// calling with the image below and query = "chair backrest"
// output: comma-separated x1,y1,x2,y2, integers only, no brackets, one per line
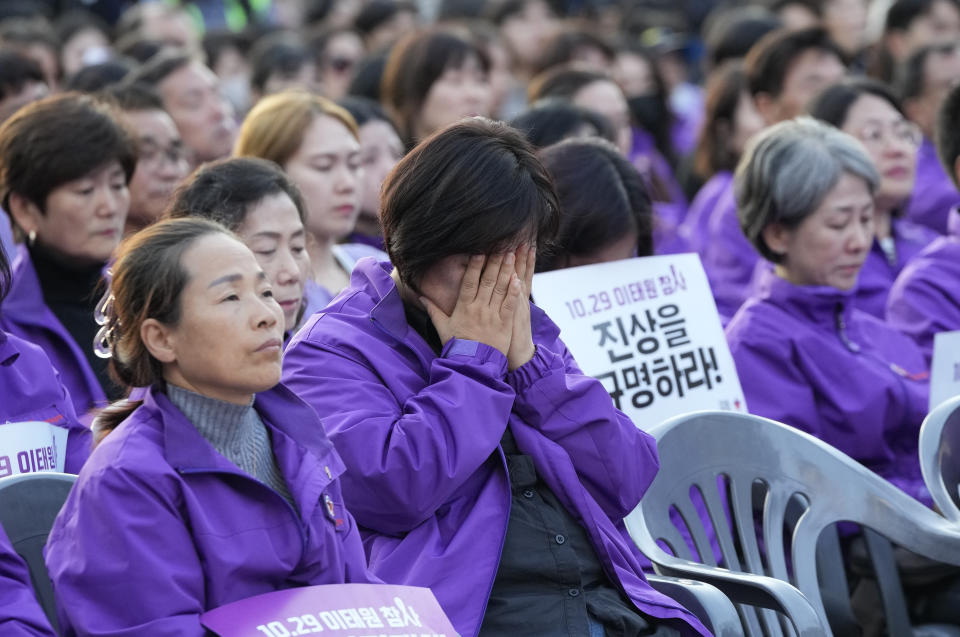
920,395,960,522
0,472,77,630
624,410,960,636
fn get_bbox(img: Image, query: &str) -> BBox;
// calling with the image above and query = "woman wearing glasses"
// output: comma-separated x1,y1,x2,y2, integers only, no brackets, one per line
808,79,938,318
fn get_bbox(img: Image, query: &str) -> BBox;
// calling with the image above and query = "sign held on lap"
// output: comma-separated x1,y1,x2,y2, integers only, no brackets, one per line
200,583,458,637
930,330,960,412
532,254,747,428
0,421,67,477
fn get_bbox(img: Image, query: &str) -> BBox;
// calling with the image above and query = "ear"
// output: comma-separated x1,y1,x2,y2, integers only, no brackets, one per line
140,318,177,365
761,222,792,259
752,93,778,127
7,192,42,237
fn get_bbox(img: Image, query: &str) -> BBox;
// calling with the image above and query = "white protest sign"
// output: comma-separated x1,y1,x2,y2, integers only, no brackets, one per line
930,330,960,412
532,254,747,429
0,421,68,478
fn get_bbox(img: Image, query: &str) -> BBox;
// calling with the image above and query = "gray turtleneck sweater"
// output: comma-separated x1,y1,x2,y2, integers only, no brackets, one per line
166,384,296,510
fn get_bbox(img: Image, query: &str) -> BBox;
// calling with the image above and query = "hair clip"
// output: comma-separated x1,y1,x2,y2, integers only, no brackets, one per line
94,323,114,359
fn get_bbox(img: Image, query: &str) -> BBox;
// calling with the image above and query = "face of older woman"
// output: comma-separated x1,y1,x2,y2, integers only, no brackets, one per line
18,160,129,265
283,114,363,242
764,172,875,290
841,94,920,211
236,193,310,332
145,232,284,404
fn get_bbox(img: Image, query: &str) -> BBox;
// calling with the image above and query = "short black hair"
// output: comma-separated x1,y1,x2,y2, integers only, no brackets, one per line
338,95,396,128
897,42,959,102
527,65,610,103
124,50,194,88
249,32,314,94
99,83,166,112
381,118,560,287
936,82,960,187
347,52,388,101
885,0,956,31
533,28,615,75
0,49,44,102
354,0,416,36
0,93,137,214
537,137,652,271
510,100,616,148
63,60,136,93
808,77,905,128
704,6,783,70
745,27,844,99
166,157,307,230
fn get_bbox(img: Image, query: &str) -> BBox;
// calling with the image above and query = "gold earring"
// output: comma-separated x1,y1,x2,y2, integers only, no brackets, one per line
27,229,36,246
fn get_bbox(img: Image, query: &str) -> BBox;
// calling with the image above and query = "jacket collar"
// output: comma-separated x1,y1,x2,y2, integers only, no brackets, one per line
4,245,46,318
949,206,960,239
0,330,18,367
754,266,856,329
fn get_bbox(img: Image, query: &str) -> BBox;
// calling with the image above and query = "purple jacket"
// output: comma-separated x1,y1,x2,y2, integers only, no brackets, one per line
630,128,690,255
886,208,960,365
0,523,55,637
904,137,960,234
0,246,106,420
854,218,938,319
282,259,711,637
44,384,374,637
681,172,733,257
1,330,91,474
726,269,931,505
703,192,760,320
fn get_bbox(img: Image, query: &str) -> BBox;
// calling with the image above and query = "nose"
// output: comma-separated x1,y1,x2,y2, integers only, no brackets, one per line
334,161,359,193
848,220,873,253
96,184,126,217
253,293,282,330
275,248,302,286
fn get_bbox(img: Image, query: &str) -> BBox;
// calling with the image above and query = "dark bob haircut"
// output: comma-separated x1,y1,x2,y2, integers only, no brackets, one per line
807,77,905,129
537,137,652,272
0,92,137,214
745,27,844,99
166,157,307,231
381,117,560,287
527,65,609,104
381,27,490,145
509,99,616,149
338,95,396,128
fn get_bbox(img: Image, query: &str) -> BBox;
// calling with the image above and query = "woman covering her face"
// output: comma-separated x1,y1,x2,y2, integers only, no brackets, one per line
45,218,375,637
0,93,136,419
282,119,710,637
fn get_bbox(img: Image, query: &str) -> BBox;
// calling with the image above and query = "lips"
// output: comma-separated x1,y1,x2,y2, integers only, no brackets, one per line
255,338,282,353
883,165,910,179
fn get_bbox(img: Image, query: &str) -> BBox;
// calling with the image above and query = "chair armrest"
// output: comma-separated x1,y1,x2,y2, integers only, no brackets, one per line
653,561,826,637
646,574,742,636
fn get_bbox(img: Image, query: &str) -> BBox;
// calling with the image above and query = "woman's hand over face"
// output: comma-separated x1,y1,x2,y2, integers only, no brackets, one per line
506,244,536,371
421,253,520,357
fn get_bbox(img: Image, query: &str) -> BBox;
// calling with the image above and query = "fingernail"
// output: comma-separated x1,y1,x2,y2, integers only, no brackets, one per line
505,252,515,264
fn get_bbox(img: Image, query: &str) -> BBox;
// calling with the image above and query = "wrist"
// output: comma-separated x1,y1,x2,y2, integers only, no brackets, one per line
507,343,536,371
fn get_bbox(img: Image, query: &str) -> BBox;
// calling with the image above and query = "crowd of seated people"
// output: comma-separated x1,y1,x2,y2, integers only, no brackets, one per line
1,0,960,635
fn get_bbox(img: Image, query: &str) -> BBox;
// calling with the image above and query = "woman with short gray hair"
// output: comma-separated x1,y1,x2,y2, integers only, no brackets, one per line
726,117,932,508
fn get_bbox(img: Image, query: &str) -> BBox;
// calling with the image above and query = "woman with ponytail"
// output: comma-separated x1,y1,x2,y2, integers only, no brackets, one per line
44,218,374,637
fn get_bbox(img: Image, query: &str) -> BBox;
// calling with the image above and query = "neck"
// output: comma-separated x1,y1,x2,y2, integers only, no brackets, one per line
873,206,893,241
308,233,335,270
162,370,253,406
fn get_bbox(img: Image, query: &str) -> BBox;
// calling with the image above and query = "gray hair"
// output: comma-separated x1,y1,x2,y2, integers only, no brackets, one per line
735,116,880,263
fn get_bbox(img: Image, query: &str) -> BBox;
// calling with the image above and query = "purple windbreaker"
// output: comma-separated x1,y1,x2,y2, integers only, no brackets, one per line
0,246,106,420
726,268,931,505
904,137,960,234
0,330,91,473
886,207,960,365
0,523,55,637
44,384,375,637
702,192,760,320
282,259,711,637
681,171,733,257
854,218,938,319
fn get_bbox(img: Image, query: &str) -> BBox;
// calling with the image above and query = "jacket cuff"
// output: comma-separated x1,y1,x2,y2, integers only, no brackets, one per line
441,339,509,375
505,345,562,393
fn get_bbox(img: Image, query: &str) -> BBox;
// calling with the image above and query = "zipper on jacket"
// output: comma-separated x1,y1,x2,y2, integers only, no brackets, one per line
834,303,861,353
178,466,308,555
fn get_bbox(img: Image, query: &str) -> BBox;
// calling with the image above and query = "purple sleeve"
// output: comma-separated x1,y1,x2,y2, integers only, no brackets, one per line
505,343,660,520
45,467,206,637
703,200,758,318
0,524,56,637
886,261,960,367
282,337,517,535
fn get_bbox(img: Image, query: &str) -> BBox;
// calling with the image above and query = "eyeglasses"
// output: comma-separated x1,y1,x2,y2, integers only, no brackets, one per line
138,142,188,168
856,120,922,148
325,56,356,74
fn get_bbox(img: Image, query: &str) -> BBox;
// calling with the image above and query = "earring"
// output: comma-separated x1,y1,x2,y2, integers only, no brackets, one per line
27,229,36,246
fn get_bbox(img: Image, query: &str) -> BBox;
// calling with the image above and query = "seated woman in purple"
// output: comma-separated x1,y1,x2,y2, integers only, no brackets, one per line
0,94,136,419
0,241,91,475
44,218,373,637
887,82,960,365
727,117,931,505
283,119,709,637
808,79,938,318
